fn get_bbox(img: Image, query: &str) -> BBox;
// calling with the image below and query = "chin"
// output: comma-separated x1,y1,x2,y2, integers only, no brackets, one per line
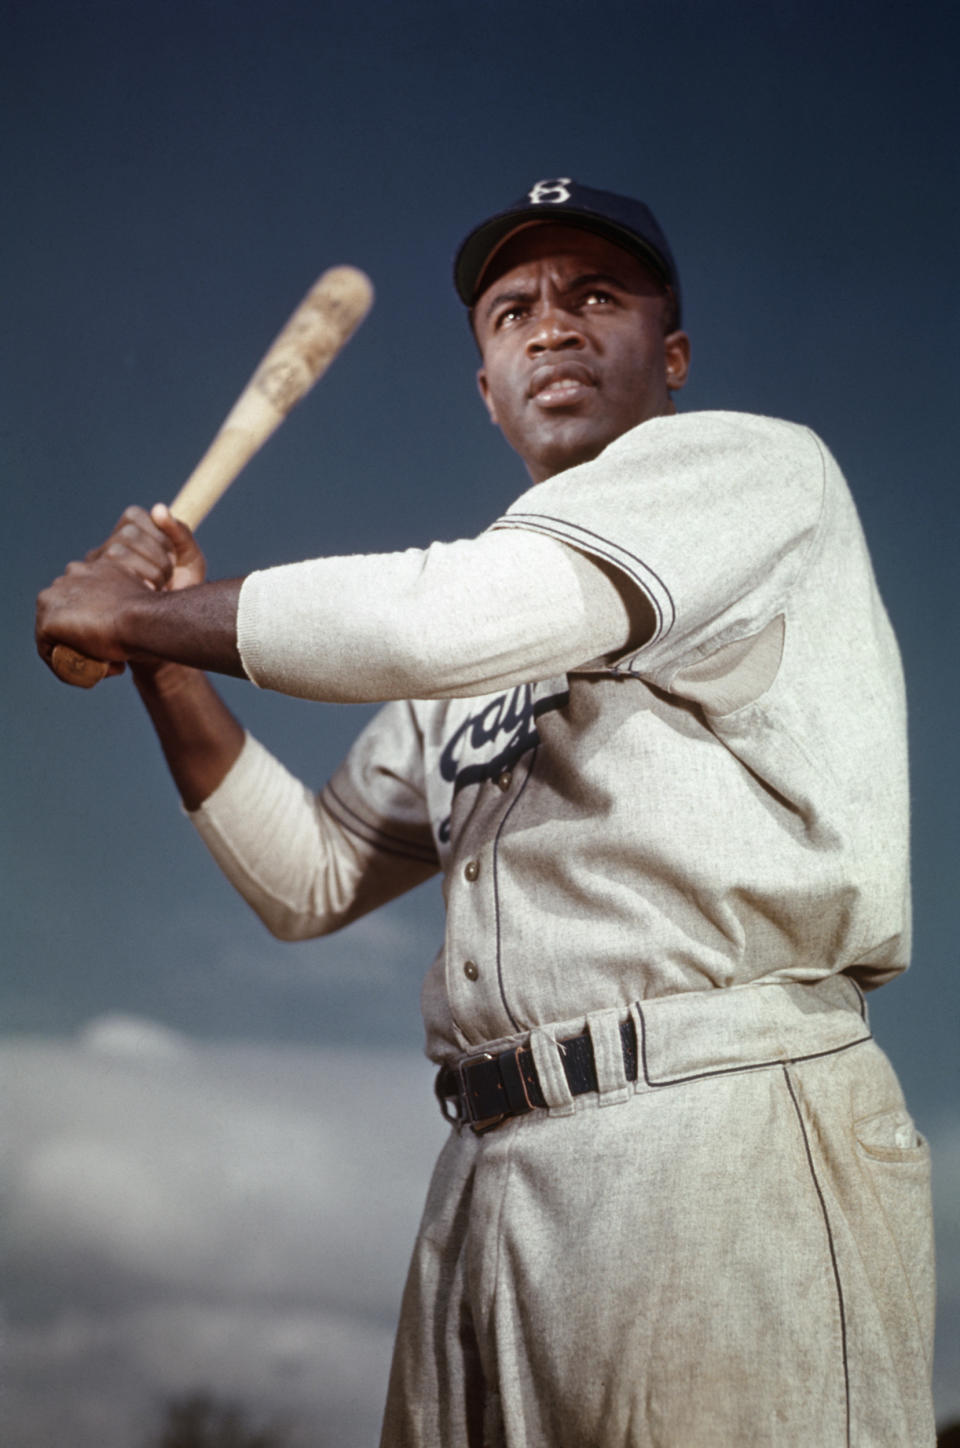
527,424,619,483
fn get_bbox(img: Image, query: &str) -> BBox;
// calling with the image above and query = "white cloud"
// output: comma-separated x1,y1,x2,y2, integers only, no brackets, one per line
78,1014,191,1060
2,1024,957,1445
1,1023,448,1448
3,1300,396,1448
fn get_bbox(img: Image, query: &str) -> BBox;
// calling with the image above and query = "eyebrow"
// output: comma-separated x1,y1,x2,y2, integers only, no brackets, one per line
480,270,637,323
481,285,535,323
570,271,635,293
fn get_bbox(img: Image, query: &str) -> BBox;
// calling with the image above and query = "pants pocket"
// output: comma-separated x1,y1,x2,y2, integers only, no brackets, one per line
854,1106,935,1368
855,1105,929,1162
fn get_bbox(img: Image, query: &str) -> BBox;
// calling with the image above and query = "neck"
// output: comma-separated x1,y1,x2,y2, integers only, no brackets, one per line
525,397,678,484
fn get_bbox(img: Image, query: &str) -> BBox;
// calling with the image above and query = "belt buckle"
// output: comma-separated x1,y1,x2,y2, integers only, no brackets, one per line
433,1054,498,1130
458,1051,510,1135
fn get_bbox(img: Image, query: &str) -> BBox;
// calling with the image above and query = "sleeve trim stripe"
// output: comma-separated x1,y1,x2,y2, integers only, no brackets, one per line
321,784,439,864
492,513,675,644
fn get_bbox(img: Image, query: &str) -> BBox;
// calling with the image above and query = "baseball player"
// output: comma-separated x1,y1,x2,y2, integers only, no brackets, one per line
36,180,936,1446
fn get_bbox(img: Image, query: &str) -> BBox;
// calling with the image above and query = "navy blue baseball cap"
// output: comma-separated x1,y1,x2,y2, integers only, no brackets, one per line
454,178,682,323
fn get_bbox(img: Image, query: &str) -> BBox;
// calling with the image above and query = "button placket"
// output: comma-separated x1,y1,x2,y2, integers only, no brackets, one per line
440,745,526,1039
458,856,482,983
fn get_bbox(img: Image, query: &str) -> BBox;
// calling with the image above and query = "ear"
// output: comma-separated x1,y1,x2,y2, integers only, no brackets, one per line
664,331,691,392
476,368,499,425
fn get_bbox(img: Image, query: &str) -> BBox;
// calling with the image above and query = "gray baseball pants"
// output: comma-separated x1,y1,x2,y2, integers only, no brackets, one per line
380,976,935,1447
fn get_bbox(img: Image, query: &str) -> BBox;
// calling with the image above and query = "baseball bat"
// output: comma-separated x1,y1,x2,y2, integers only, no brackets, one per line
50,264,374,688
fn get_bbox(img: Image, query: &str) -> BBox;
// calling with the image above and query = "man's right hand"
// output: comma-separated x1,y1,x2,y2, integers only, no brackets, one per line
86,504,207,594
87,505,208,690
38,502,244,807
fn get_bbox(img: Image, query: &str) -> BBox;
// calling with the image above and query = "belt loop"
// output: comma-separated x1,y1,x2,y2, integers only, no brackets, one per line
498,1045,537,1116
628,1003,649,1093
587,1009,632,1105
529,1027,577,1116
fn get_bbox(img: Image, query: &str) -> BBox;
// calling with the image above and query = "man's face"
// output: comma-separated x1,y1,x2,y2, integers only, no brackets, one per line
473,224,690,483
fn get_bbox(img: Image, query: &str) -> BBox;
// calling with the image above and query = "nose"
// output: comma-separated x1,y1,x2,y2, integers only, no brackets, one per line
525,304,585,356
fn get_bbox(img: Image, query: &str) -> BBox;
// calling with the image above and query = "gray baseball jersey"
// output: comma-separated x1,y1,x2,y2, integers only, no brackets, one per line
311,410,909,1064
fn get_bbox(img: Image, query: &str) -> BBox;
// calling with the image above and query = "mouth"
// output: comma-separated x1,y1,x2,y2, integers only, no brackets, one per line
528,361,597,407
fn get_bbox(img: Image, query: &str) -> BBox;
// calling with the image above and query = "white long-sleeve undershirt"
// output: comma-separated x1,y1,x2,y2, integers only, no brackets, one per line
193,529,638,939
190,730,427,940
236,528,635,702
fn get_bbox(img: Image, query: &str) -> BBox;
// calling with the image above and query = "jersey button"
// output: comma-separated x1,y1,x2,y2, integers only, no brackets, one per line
463,960,480,981
464,859,480,882
496,770,513,791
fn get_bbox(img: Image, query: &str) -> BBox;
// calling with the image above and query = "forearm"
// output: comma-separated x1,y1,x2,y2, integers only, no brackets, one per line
39,521,636,708
131,662,245,811
37,555,245,683
122,582,248,810
120,578,246,676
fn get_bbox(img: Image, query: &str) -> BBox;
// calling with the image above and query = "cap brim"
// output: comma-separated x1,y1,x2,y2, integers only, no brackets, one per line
455,206,674,307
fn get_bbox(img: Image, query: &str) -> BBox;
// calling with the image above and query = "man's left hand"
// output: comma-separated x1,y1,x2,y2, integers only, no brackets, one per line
35,554,154,678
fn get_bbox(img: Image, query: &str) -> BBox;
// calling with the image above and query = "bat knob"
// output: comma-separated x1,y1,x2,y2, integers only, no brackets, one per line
50,645,110,688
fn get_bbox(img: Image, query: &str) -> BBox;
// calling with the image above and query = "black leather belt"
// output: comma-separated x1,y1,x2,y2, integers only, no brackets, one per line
435,1016,639,1133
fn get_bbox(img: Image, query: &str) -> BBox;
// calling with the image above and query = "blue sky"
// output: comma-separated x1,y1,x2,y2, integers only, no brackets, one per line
4,0,958,1439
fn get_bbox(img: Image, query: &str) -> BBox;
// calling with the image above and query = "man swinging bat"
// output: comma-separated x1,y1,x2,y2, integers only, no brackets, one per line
36,180,936,1446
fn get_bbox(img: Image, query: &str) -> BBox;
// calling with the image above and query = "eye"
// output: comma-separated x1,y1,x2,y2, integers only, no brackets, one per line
494,304,528,330
581,288,615,308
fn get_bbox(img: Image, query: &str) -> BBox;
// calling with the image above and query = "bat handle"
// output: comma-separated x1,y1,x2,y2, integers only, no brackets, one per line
50,644,111,689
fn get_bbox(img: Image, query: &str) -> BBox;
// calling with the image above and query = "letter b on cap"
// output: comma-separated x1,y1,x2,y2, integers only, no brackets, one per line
528,178,572,205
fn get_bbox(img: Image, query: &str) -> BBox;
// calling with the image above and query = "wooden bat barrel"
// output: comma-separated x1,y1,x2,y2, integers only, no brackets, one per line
50,266,374,688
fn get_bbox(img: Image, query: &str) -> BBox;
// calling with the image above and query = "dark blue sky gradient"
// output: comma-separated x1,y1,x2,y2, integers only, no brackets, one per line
5,0,958,1179
5,0,960,1429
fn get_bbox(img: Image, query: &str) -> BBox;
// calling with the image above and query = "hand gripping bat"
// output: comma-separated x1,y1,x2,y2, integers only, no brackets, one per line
50,264,374,688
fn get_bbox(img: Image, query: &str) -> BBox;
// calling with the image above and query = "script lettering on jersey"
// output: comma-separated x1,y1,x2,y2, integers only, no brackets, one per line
437,682,569,843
